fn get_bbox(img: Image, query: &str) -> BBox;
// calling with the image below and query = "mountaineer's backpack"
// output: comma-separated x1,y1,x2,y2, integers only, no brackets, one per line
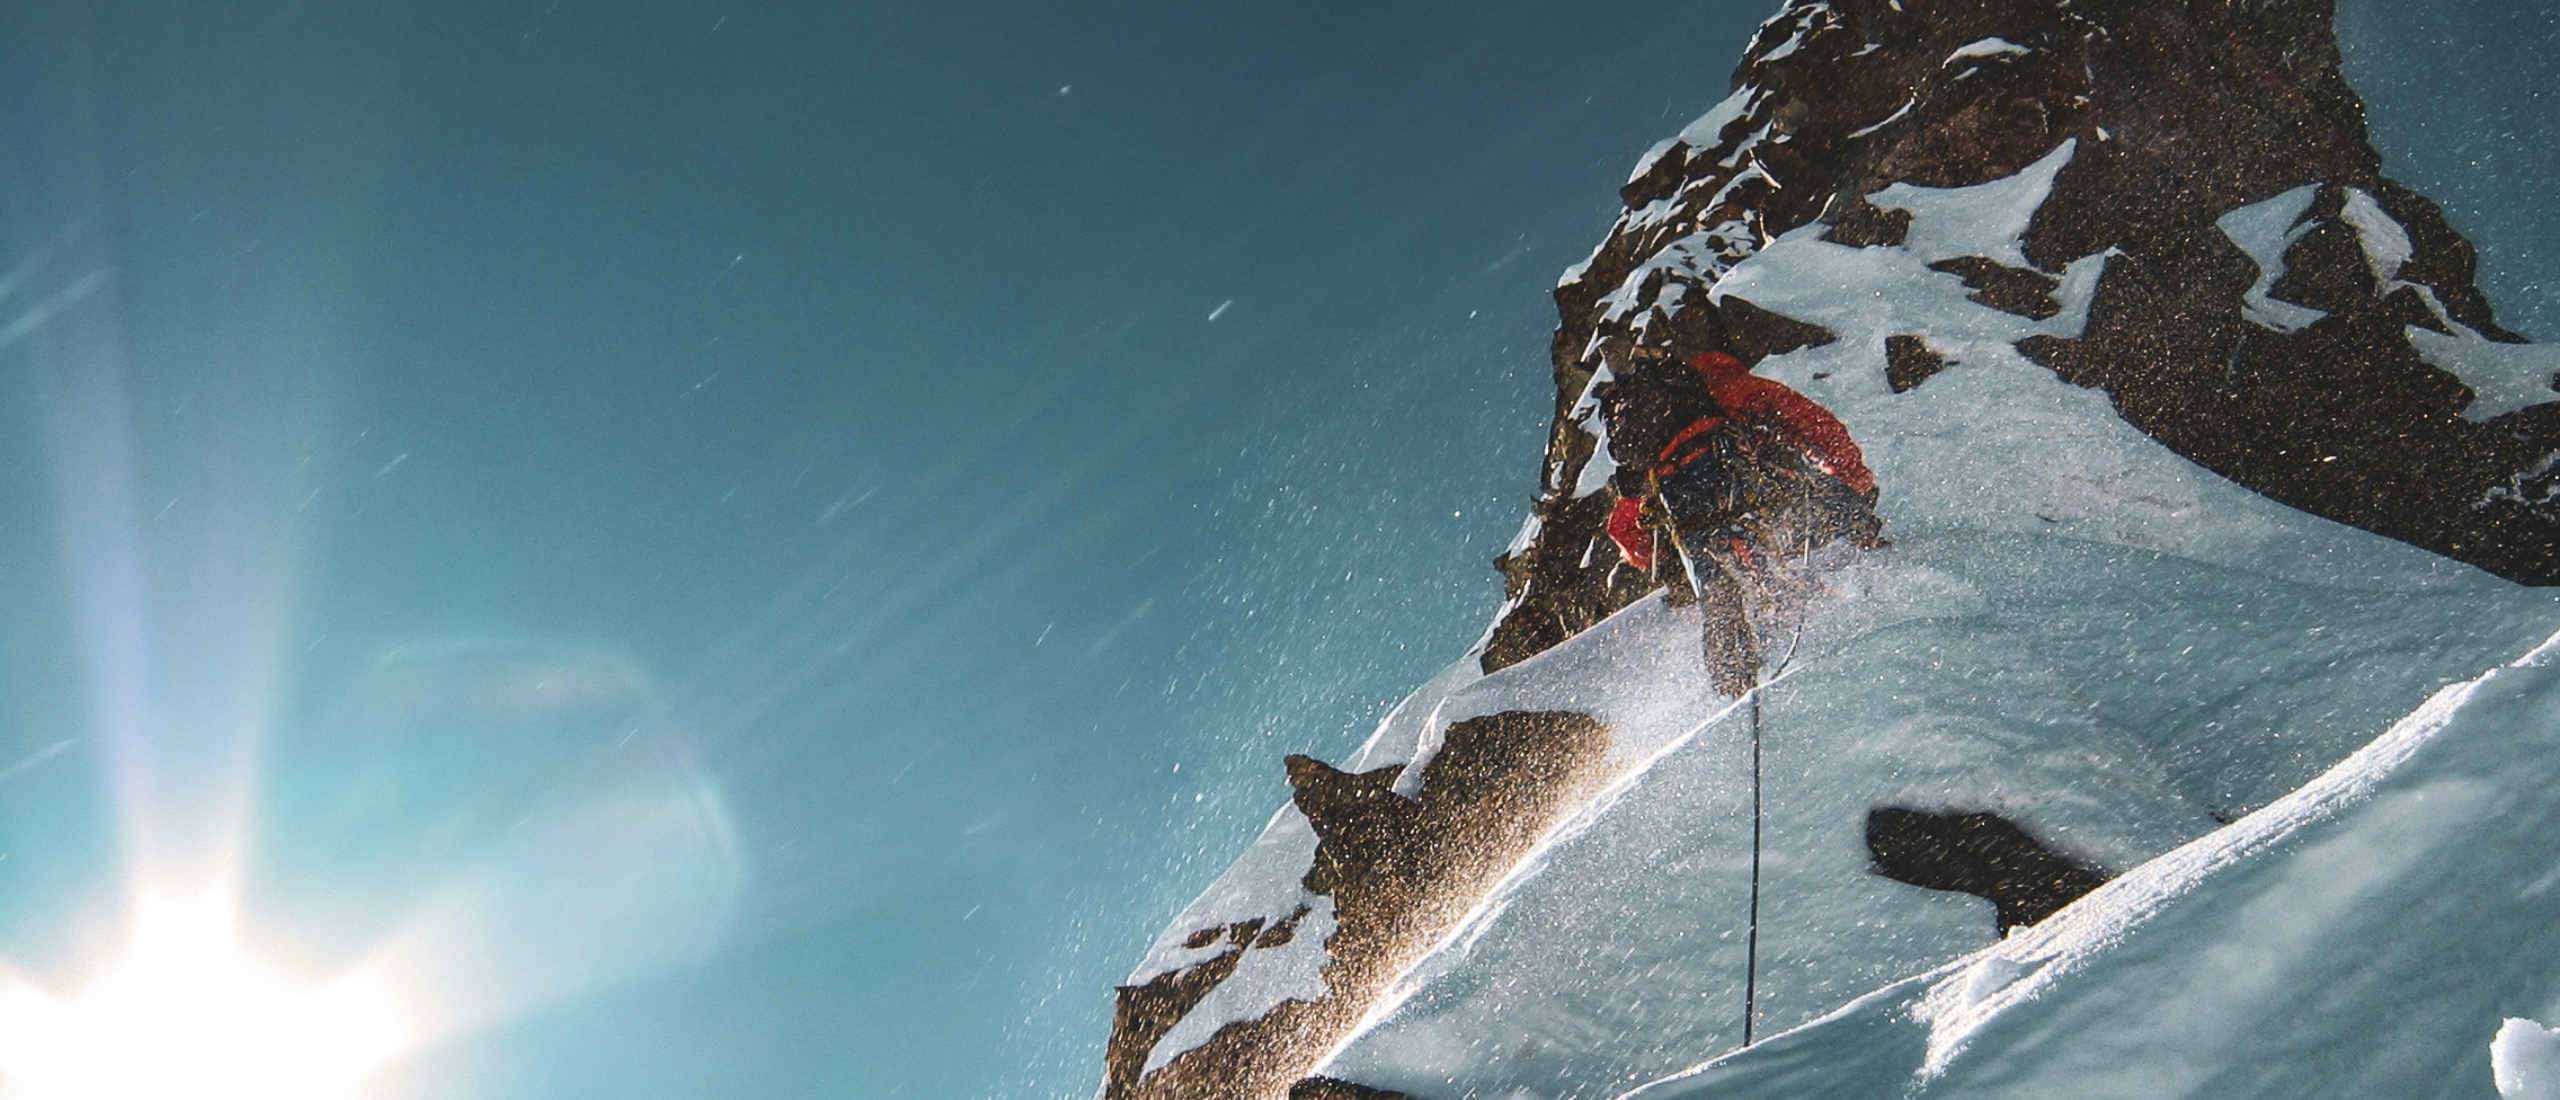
1655,410,1878,568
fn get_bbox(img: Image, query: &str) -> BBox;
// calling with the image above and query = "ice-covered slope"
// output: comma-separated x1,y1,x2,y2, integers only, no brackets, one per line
1097,2,2560,1098
1626,635,2560,1100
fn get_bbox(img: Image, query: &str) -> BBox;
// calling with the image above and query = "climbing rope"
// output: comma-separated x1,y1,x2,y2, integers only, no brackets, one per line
1743,686,1764,1046
1741,614,1801,1048
1660,517,1796,1048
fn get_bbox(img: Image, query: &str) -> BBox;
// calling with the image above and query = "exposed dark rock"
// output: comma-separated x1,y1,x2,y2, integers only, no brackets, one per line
1821,201,1912,248
1103,711,1611,1100
1485,492,1661,674
1104,906,1319,1097
1289,1079,1426,1100
1253,915,1304,949
1927,256,2063,320
1866,806,2112,933
2266,195,2379,316
1884,334,1953,394
1713,295,1840,365
1105,938,1254,1098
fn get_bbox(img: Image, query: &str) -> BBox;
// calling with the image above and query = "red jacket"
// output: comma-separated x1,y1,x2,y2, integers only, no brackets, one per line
1608,352,1874,573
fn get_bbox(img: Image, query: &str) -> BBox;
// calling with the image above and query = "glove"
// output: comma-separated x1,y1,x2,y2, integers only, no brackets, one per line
1607,494,1656,574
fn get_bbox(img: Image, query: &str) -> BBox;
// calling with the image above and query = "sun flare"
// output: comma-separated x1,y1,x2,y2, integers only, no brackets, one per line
0,891,409,1100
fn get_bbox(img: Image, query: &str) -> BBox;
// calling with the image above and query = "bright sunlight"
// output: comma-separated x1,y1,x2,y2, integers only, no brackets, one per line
0,890,410,1100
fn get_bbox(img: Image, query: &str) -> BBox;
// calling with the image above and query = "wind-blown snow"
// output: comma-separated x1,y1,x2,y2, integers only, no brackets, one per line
1118,655,1489,1074
1126,806,1323,984
1906,662,2503,1081
1318,519,2556,1097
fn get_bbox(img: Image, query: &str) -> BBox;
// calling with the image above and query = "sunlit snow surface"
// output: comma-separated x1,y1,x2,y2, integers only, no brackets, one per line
1137,139,2560,1097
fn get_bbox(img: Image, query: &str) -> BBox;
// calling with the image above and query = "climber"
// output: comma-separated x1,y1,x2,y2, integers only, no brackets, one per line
1598,349,1884,695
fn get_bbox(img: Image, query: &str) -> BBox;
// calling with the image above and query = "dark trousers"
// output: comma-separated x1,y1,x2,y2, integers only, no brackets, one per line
1667,527,1763,697
1657,459,1881,695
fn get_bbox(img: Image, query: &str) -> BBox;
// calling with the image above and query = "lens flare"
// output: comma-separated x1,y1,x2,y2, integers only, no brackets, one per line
0,891,410,1100
0,237,738,1098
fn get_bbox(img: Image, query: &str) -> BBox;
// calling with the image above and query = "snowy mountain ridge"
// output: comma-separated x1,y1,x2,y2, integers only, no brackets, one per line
1097,2,2560,1098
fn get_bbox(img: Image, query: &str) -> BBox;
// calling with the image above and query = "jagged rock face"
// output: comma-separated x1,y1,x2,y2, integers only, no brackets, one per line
1487,0,2560,673
1102,711,1610,1100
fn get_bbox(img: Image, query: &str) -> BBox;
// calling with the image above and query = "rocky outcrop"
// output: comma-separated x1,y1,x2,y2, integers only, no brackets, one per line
1102,711,1609,1100
1486,0,2560,673
1865,806,2112,934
